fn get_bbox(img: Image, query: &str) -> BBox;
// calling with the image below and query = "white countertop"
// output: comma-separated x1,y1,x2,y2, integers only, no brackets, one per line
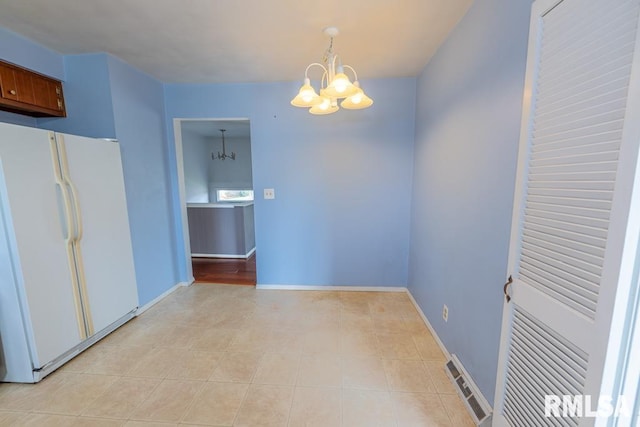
187,202,254,208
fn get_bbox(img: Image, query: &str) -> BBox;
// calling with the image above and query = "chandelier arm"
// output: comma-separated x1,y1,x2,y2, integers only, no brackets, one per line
342,65,359,82
322,70,329,90
305,62,328,78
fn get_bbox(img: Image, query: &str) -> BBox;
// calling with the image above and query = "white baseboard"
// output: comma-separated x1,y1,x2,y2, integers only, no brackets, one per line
135,282,187,316
192,247,256,259
405,289,451,360
405,289,492,418
256,284,407,292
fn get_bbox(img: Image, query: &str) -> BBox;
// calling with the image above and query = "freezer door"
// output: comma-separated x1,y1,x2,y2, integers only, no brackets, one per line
0,176,37,383
57,134,138,334
0,123,83,373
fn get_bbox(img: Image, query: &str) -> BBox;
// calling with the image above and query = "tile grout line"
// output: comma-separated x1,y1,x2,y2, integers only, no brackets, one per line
123,373,167,424
177,378,206,425
284,353,305,426
227,345,262,426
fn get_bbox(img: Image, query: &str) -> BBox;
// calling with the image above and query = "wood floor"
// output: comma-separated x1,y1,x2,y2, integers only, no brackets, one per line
192,253,256,285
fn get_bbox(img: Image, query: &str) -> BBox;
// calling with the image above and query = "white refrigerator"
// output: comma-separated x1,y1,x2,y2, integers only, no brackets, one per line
0,122,139,383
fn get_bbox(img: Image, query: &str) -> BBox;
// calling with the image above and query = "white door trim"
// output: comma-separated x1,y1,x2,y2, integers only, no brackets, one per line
172,117,252,285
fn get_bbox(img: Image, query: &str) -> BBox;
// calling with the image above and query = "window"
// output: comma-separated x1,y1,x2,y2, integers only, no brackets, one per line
216,189,254,202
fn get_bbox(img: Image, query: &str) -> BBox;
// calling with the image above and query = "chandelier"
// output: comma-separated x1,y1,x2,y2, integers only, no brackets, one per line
291,27,373,115
212,129,235,161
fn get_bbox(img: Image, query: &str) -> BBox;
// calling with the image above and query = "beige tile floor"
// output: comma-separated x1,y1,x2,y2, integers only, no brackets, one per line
0,284,476,426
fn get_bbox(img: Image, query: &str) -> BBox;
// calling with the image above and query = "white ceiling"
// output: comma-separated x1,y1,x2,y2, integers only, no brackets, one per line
0,0,473,84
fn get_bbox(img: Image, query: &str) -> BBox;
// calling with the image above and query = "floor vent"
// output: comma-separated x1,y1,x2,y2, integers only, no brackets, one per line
445,354,492,426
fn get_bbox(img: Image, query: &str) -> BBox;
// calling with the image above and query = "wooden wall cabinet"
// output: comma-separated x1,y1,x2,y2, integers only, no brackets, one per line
0,60,66,117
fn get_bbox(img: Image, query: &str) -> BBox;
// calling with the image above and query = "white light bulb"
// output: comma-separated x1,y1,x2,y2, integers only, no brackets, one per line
351,94,362,104
335,80,347,93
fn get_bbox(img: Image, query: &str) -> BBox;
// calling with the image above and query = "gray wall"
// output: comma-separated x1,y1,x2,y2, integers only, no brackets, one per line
188,205,254,256
182,131,254,203
209,136,253,201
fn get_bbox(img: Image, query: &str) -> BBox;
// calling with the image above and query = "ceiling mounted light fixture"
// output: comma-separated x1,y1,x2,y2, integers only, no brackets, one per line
291,27,373,115
212,129,235,161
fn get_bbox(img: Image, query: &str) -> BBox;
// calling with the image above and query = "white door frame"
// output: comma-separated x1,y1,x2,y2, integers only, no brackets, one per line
172,117,252,285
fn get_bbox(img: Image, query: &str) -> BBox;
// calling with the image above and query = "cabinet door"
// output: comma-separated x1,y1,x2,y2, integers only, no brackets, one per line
0,65,35,105
0,64,18,101
31,74,63,112
13,69,35,105
57,134,139,334
0,61,66,117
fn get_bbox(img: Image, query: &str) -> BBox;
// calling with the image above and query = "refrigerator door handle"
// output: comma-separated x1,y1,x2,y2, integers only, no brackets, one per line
50,132,89,340
64,180,83,242
54,133,94,337
50,135,74,243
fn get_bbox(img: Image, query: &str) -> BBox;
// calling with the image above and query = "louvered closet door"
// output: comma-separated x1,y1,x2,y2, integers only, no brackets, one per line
493,0,640,426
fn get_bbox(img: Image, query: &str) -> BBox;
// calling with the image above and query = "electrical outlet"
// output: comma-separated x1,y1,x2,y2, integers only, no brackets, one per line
264,188,275,199
443,304,449,322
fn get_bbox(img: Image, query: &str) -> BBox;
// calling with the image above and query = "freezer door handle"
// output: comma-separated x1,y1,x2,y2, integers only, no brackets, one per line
54,182,73,242
54,133,83,243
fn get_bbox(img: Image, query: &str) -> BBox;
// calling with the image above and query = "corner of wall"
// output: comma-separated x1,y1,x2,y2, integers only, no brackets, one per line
38,53,116,138
0,27,64,80
406,0,531,406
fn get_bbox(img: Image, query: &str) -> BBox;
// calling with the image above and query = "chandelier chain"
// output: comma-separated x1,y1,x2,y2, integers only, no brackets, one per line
322,37,334,64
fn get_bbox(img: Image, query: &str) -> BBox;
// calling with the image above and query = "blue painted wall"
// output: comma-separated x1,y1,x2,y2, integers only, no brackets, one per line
38,54,116,138
0,27,64,128
107,55,177,305
0,8,540,405
0,110,37,127
165,79,416,287
0,28,178,306
0,27,63,80
408,0,531,404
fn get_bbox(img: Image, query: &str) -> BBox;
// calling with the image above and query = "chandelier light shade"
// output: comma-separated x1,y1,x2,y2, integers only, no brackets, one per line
341,81,373,110
309,97,339,115
322,71,358,98
290,77,322,107
291,27,373,115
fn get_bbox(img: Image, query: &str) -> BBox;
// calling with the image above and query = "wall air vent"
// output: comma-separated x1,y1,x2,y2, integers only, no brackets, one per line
445,355,492,426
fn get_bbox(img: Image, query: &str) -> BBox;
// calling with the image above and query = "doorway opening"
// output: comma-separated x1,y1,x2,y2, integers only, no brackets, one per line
174,118,256,286
192,255,256,285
